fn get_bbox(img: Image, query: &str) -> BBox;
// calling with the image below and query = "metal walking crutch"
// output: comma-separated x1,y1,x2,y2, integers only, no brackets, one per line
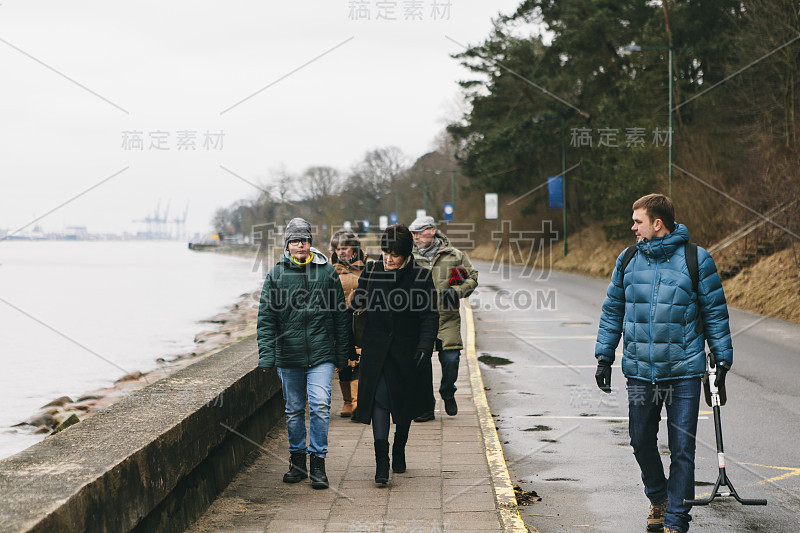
684,352,767,507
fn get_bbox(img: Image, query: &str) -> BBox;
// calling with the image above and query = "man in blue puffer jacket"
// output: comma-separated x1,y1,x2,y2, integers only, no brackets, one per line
594,194,733,533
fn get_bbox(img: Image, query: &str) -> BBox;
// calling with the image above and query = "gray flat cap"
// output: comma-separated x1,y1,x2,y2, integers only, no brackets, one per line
409,215,436,232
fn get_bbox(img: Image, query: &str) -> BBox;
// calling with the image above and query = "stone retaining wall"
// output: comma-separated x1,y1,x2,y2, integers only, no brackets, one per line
0,336,283,532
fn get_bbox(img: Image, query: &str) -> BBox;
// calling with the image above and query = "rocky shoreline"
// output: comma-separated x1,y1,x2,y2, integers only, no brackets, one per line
11,289,260,438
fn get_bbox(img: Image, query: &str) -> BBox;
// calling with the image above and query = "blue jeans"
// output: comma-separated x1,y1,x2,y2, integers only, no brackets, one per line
627,378,701,533
277,363,333,457
424,339,460,411
438,348,461,400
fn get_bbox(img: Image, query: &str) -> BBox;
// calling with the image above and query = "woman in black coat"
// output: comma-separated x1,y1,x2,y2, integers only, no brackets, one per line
349,224,439,485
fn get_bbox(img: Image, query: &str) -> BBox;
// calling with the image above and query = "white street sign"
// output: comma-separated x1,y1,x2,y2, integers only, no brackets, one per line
485,193,498,219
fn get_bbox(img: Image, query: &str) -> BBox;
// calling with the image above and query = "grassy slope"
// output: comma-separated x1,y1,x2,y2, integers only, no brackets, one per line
722,248,800,323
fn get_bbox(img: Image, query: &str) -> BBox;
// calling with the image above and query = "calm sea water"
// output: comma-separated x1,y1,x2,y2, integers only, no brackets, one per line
0,241,263,459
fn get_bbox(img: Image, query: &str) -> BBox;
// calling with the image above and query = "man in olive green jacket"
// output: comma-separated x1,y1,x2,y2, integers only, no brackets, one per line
410,216,478,420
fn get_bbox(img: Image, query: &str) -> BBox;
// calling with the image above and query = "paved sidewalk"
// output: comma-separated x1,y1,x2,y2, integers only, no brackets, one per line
187,306,527,533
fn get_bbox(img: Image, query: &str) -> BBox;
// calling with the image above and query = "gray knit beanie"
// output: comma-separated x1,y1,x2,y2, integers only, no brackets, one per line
284,218,312,248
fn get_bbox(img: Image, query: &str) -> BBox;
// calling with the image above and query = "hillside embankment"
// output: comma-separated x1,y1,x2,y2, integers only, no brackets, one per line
469,226,800,325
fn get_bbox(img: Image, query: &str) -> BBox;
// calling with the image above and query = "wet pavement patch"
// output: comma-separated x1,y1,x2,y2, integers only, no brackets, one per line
545,478,578,482
514,486,542,505
539,439,558,443
523,425,553,432
579,413,597,417
478,353,513,367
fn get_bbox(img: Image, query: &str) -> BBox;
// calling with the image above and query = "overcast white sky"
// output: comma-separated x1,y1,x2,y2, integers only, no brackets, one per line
0,0,529,236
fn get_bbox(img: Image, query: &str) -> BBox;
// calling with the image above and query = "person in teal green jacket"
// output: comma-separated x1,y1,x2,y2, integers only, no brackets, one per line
594,194,733,533
257,218,349,490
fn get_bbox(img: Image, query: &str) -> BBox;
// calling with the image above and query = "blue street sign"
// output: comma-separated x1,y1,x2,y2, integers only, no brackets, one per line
548,177,563,209
389,213,398,225
443,203,454,222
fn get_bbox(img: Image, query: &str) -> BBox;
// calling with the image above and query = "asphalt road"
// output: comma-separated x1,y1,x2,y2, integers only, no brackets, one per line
469,260,800,532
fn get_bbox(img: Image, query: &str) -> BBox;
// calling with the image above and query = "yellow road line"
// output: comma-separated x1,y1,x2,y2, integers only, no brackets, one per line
465,303,532,533
739,463,800,485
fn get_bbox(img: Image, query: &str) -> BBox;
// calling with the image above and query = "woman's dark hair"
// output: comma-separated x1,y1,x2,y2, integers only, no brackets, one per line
380,224,413,258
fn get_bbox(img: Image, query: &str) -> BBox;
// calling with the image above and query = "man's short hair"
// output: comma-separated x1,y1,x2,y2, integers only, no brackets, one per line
329,229,361,252
632,194,675,232
381,224,414,258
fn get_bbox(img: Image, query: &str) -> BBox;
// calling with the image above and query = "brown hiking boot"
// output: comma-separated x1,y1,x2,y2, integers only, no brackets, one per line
647,498,667,532
350,379,358,414
663,528,683,533
339,381,353,417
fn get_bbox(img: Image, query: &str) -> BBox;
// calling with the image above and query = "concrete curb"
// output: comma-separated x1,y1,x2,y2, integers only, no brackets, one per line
464,302,534,533
0,336,284,533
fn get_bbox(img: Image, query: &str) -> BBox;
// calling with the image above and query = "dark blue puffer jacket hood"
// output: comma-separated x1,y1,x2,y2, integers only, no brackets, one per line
595,224,733,382
637,223,689,261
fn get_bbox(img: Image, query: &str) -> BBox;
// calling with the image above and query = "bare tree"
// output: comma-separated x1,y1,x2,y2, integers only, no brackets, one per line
297,166,341,208
212,208,232,235
344,147,410,221
296,166,343,239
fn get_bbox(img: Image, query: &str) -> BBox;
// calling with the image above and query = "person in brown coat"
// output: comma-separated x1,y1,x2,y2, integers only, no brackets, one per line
329,229,368,418
349,224,439,485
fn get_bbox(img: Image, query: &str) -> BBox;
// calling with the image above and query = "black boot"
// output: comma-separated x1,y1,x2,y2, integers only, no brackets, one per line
374,439,390,484
283,452,307,483
392,428,408,473
309,455,329,490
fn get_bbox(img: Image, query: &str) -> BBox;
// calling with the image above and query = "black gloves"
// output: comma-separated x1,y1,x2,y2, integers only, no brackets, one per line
714,364,728,389
595,360,612,393
413,350,431,369
441,287,459,311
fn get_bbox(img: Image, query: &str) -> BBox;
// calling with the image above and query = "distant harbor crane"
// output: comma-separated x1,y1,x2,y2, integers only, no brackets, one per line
133,200,186,239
